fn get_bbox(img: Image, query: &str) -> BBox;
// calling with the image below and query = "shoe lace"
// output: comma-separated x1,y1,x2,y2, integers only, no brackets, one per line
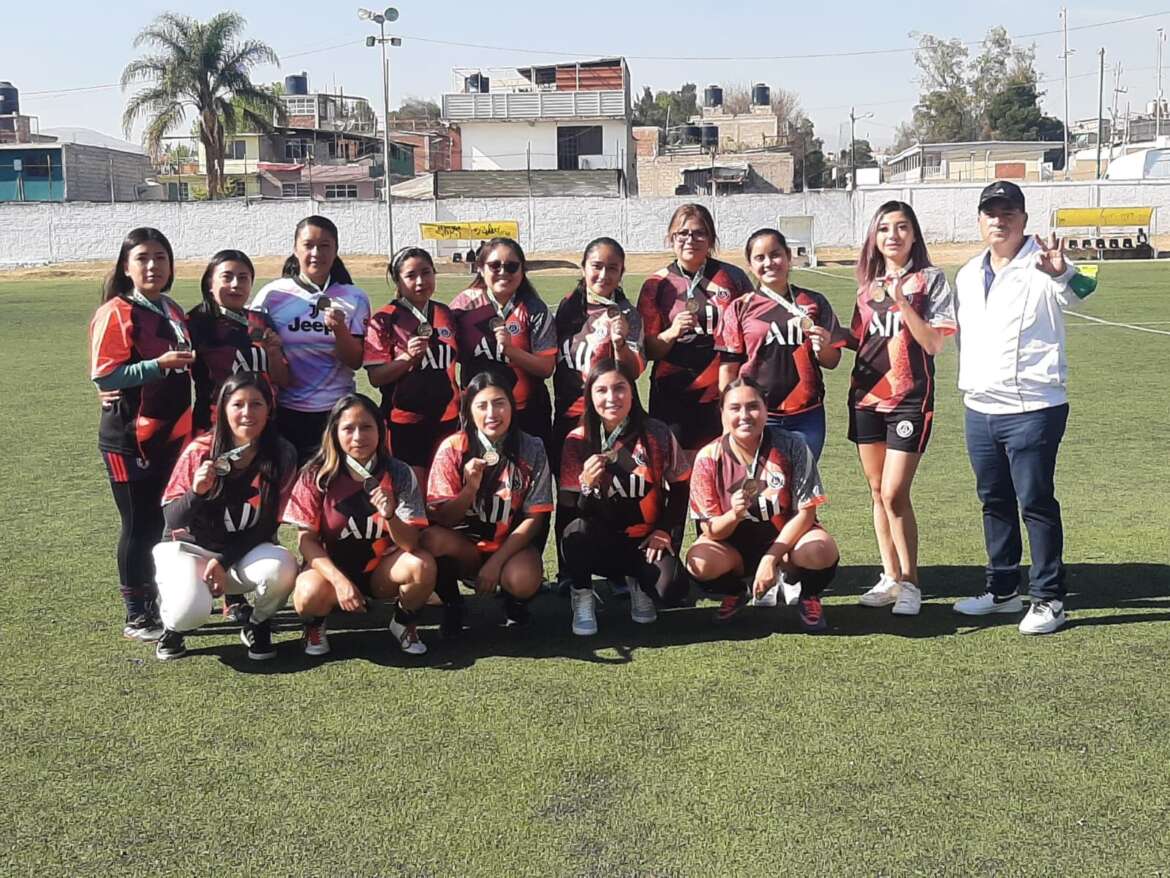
572,589,599,621
401,624,420,646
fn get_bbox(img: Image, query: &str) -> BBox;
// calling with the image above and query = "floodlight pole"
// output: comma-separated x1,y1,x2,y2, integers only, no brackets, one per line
360,7,399,259
1096,48,1106,179
1060,8,1074,179
1157,29,1166,142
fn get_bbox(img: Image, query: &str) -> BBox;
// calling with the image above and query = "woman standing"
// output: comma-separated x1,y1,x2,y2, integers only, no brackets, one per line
718,228,845,461
90,227,194,641
637,203,753,460
249,215,371,464
450,237,556,452
686,378,840,633
365,247,460,485
559,361,690,637
284,394,436,656
187,249,288,434
153,372,299,661
848,201,955,616
422,372,553,636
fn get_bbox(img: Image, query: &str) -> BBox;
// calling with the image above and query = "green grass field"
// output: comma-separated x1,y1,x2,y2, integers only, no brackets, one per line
1,262,1168,876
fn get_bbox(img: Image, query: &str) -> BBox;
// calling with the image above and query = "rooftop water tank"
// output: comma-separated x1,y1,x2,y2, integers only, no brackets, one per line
0,82,18,116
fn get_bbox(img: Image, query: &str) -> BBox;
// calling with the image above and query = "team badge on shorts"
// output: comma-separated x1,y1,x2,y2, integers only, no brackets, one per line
895,419,915,439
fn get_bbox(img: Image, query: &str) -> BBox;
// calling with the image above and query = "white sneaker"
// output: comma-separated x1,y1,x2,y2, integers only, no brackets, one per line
570,588,598,636
1018,600,1066,635
780,573,802,607
302,619,330,656
953,591,1024,616
750,584,778,607
388,617,428,655
891,581,921,616
858,574,900,607
629,584,658,624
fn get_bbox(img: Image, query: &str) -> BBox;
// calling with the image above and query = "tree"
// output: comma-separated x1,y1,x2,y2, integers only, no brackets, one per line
390,97,441,121
122,12,283,199
910,32,976,142
892,122,918,153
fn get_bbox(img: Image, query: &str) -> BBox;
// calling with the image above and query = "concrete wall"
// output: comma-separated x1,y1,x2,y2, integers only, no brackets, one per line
461,119,630,174
4,180,1170,266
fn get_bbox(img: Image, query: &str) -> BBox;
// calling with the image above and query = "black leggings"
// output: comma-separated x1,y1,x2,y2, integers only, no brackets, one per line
109,475,168,618
277,406,331,466
561,516,687,606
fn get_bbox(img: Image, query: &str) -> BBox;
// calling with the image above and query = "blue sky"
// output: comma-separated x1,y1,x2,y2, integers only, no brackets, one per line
5,1,1170,151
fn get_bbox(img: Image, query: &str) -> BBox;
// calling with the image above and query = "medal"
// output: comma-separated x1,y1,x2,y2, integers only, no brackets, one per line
415,321,433,339
870,283,888,304
599,416,627,465
799,315,815,333
317,295,332,312
249,327,267,343
605,304,622,320
175,340,191,353
212,443,251,476
483,449,500,466
346,455,380,496
740,478,762,500
488,316,505,331
599,449,619,463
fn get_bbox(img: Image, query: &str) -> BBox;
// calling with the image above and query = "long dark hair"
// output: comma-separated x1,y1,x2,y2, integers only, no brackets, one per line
581,358,647,453
282,215,354,286
856,200,932,287
308,393,387,491
198,249,256,314
470,237,540,301
207,372,285,510
460,370,521,466
101,227,175,304
567,236,627,306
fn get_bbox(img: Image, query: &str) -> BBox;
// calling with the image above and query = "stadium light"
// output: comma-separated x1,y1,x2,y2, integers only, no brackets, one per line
359,6,401,257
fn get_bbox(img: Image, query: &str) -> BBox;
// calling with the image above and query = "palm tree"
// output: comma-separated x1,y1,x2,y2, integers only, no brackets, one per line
121,12,283,199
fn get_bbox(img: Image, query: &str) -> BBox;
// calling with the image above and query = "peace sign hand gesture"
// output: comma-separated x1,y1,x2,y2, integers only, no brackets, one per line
1034,233,1066,278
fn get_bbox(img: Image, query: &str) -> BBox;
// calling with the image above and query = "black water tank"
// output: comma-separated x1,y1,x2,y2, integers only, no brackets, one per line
0,82,18,116
704,84,723,108
682,125,702,145
701,124,719,149
284,72,308,95
752,82,771,107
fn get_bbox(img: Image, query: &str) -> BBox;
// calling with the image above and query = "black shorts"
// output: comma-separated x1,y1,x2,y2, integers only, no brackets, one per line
277,407,330,466
848,407,933,454
389,418,458,468
652,400,721,453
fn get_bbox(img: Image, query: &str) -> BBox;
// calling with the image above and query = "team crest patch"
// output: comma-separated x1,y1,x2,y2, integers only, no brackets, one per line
438,327,453,339
508,324,521,336
768,472,785,489
715,289,731,302
633,450,647,467
896,419,915,438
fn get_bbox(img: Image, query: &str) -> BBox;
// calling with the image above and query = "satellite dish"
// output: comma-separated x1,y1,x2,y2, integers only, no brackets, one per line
384,7,399,20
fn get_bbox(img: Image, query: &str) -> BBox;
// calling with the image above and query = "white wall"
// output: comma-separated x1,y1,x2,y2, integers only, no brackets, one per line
4,180,1170,267
461,121,559,170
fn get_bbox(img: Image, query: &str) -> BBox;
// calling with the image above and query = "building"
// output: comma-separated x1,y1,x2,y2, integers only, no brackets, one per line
387,121,462,174
883,141,1058,184
441,58,636,193
0,83,153,202
156,73,413,201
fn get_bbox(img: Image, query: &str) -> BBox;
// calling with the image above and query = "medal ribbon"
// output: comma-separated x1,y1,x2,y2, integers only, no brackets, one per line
130,290,189,346
586,290,616,308
476,429,502,462
396,296,431,327
219,306,250,328
600,417,627,454
679,261,707,301
757,284,805,320
297,275,332,294
345,454,376,483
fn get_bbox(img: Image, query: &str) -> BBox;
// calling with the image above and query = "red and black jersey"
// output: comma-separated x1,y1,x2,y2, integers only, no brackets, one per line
637,259,752,441
719,286,847,416
363,298,459,425
89,294,192,464
560,418,690,539
689,427,826,543
552,289,645,423
449,286,556,412
848,267,957,414
284,456,427,576
186,303,281,431
162,433,298,563
427,430,553,552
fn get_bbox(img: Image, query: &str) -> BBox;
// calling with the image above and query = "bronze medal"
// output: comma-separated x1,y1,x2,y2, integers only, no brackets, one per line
741,478,762,500
488,316,505,331
317,295,332,312
362,476,379,494
799,315,815,333
605,304,622,319
483,449,500,466
685,298,703,315
175,340,191,353
600,449,619,463
213,458,232,476
415,321,434,339
870,284,888,304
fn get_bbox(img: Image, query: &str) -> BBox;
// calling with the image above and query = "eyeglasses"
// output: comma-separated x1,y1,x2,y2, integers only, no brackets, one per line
485,260,522,275
672,229,709,243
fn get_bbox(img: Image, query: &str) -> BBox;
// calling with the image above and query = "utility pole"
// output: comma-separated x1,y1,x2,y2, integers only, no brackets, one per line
359,6,401,259
1111,62,1127,137
1060,8,1074,179
1157,28,1166,141
848,105,873,191
1096,48,1106,179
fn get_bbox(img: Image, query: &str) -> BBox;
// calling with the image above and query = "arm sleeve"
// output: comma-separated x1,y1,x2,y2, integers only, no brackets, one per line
93,359,164,390
348,290,372,338
783,433,827,510
717,298,747,361
427,439,464,505
283,468,323,532
636,277,664,339
688,451,723,522
363,311,396,367
529,303,558,356
816,295,850,349
392,463,429,527
924,270,958,335
521,443,554,516
559,433,586,493
845,299,864,351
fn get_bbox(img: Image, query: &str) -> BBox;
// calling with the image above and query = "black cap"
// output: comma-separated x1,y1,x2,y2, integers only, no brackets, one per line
978,180,1025,212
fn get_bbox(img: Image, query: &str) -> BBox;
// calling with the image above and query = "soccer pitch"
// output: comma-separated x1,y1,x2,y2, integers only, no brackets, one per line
1,262,1167,875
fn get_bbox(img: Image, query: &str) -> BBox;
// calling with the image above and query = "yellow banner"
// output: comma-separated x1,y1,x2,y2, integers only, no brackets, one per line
1053,207,1154,228
419,221,519,241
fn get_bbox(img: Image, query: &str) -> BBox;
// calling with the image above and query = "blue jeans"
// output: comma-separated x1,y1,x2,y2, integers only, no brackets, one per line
963,404,1069,601
766,406,826,462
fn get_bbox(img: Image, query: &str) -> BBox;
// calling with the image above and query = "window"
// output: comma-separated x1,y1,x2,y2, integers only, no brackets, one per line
285,96,317,117
227,179,246,197
324,183,358,200
285,139,312,160
228,140,247,160
168,182,190,201
281,182,311,198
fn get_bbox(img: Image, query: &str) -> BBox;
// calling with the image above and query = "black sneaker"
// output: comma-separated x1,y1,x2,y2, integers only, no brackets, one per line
241,618,276,661
440,601,465,639
123,613,164,642
155,629,187,660
503,596,530,628
223,597,253,625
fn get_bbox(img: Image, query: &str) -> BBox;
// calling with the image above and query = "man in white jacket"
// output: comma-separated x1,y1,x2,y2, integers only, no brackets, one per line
952,181,1095,634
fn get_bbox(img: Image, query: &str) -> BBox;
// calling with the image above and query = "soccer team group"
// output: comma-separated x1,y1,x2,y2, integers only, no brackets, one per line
88,179,1096,662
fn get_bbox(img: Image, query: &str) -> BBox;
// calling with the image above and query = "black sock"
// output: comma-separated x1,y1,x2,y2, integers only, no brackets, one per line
795,561,838,597
691,571,746,597
394,602,418,626
434,556,464,606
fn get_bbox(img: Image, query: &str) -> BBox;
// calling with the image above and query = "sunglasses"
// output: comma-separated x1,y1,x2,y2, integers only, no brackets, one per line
672,229,709,242
485,260,522,275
